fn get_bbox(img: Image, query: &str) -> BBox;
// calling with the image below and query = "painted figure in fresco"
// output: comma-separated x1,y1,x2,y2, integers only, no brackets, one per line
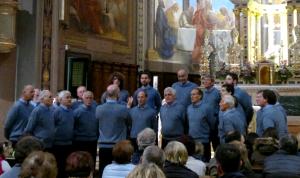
192,0,215,63
70,0,104,34
155,0,177,59
179,6,194,28
216,7,235,30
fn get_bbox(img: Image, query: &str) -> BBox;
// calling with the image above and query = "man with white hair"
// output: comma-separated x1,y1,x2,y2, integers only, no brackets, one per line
160,87,187,148
72,86,97,110
218,94,245,143
24,90,55,150
5,85,34,146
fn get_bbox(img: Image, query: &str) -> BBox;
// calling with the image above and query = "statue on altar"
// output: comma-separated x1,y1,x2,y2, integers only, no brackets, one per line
290,25,300,75
199,30,213,75
227,29,242,74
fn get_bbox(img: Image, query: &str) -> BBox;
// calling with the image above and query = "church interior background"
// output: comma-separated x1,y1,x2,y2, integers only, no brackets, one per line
0,0,300,141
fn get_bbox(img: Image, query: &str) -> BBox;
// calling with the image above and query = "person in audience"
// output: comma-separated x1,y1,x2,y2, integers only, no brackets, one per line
52,90,75,178
244,132,259,160
264,134,300,177
0,145,11,176
187,87,214,162
229,141,254,178
215,143,246,178
0,136,43,178
163,141,198,178
219,95,245,143
225,131,245,144
171,69,198,107
127,163,166,178
132,128,156,165
202,75,221,151
129,90,157,151
73,91,98,164
141,145,165,169
65,151,94,178
194,141,204,161
225,73,253,126
101,72,129,104
30,88,40,107
4,85,34,146
132,71,161,112
19,151,57,178
24,90,55,150
96,84,131,177
102,140,135,178
256,89,288,138
160,87,187,148
179,135,206,176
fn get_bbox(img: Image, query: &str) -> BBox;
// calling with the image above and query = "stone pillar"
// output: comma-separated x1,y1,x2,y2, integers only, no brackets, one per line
267,13,274,55
280,10,288,63
287,6,295,63
256,13,261,61
136,0,146,71
241,7,249,64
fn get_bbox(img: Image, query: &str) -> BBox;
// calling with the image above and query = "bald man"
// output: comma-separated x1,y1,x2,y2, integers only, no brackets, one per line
172,69,198,107
5,85,35,145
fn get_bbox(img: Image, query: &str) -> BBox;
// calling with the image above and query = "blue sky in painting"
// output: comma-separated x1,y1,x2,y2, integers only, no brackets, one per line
176,0,234,12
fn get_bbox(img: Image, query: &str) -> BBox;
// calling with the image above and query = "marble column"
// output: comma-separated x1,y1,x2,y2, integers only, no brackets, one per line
287,6,295,63
280,10,288,63
256,13,261,61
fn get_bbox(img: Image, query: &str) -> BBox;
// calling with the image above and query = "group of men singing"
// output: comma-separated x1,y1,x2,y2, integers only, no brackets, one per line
4,69,288,177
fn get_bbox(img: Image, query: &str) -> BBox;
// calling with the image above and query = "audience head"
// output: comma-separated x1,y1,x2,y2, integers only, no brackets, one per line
279,134,298,155
58,90,72,108
39,90,53,107
262,127,278,140
14,136,43,164
195,141,204,156
22,85,34,101
164,141,188,165
225,73,238,85
177,69,189,83
219,94,235,111
139,71,152,86
215,143,241,175
220,83,235,96
112,140,134,164
19,151,57,178
178,135,196,156
77,86,87,100
82,91,94,107
225,131,244,143
142,145,165,169
127,163,166,178
256,89,277,106
164,87,176,104
109,72,125,90
191,88,203,104
137,90,148,107
229,141,252,172
106,84,120,100
202,75,215,89
65,151,94,178
137,128,156,150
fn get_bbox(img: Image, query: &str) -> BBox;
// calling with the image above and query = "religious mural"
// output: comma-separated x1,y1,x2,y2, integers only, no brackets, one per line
69,0,129,42
153,0,235,72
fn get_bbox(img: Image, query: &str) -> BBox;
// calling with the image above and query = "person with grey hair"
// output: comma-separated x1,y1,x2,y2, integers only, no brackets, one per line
52,90,74,178
132,128,157,165
160,87,187,148
218,95,245,143
142,145,165,169
264,134,300,177
164,141,198,178
24,90,55,150
96,84,130,177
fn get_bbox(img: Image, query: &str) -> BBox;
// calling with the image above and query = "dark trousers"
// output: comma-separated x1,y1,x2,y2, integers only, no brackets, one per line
130,138,138,151
52,144,72,178
73,140,98,167
210,131,220,151
98,147,113,177
202,142,211,163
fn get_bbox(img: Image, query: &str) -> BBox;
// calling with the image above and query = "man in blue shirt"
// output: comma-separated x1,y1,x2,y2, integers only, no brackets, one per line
5,85,34,146
73,91,99,164
256,89,288,138
187,88,215,162
133,71,161,112
96,84,131,177
24,90,55,150
218,95,246,143
225,73,253,126
160,87,186,148
30,88,40,107
130,90,157,150
72,86,97,110
202,75,221,150
172,69,198,107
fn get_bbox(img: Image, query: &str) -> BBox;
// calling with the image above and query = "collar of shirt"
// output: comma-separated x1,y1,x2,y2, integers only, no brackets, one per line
19,98,30,104
138,104,147,109
224,107,235,114
205,86,215,93
179,81,190,86
40,103,50,110
141,85,151,89
166,101,177,107
106,99,117,103
60,104,71,111
261,104,272,111
82,104,92,110
192,100,202,108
